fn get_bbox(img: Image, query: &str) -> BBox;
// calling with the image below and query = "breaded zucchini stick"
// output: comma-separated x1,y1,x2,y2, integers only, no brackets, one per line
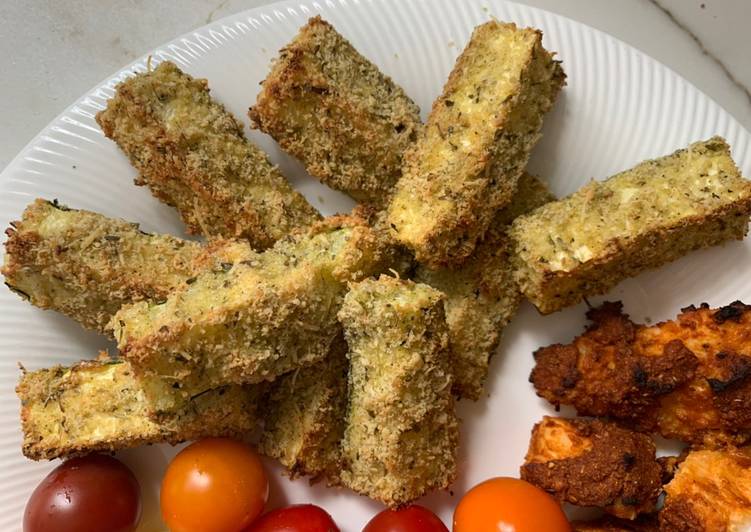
661,447,751,530
520,416,662,519
113,215,393,414
96,61,320,248
510,137,751,314
415,173,554,399
250,16,422,205
2,199,255,332
338,276,458,506
387,21,565,268
17,356,258,460
258,334,348,483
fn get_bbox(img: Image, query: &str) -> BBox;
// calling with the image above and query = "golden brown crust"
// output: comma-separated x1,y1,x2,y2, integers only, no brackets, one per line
250,16,422,205
531,301,751,447
112,214,396,415
258,334,348,484
660,447,751,531
17,357,258,460
415,173,555,399
338,276,458,507
572,514,659,532
2,198,254,332
521,416,662,519
387,21,565,268
510,138,751,314
641,301,751,447
530,302,698,431
96,61,320,248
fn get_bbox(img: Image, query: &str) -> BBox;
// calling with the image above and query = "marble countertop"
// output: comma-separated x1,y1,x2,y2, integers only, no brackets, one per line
0,0,749,170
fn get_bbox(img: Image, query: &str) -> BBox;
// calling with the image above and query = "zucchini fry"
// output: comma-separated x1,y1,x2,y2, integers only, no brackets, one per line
17,356,258,460
338,276,458,506
258,333,348,483
387,21,565,268
96,61,320,248
113,215,394,414
250,16,422,205
510,137,751,314
415,173,554,399
2,199,255,332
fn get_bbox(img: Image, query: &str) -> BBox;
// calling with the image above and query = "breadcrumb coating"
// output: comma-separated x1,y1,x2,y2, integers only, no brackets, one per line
2,199,255,332
112,214,395,415
387,21,565,268
250,16,422,205
510,137,751,314
17,356,258,460
338,276,458,507
258,334,348,484
415,173,554,399
96,61,320,248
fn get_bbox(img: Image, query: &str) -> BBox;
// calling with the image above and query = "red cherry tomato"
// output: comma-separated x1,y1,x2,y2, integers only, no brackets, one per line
453,477,570,532
245,504,340,531
363,505,448,532
160,438,268,532
23,454,141,532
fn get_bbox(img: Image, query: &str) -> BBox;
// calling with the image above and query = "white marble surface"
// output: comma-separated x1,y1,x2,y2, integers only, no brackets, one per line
0,0,749,170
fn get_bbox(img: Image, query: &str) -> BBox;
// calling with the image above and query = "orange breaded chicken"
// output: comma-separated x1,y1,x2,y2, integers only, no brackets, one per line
531,301,751,447
521,416,663,519
660,447,751,531
572,514,659,532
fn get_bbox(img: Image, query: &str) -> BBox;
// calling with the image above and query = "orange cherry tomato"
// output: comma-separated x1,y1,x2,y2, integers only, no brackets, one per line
161,438,268,532
453,477,570,532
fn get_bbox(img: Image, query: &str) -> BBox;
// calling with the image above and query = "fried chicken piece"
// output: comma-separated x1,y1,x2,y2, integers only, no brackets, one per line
572,515,659,532
112,214,395,415
530,303,698,432
640,301,751,447
661,447,751,531
250,16,422,205
531,301,751,446
521,416,662,519
97,61,320,248
2,199,255,332
338,276,458,507
17,356,258,460
258,334,348,484
387,21,565,268
415,172,555,399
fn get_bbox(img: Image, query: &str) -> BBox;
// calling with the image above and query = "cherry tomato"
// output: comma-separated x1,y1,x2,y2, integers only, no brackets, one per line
453,477,570,532
246,504,340,531
23,454,141,532
363,505,448,532
161,438,268,532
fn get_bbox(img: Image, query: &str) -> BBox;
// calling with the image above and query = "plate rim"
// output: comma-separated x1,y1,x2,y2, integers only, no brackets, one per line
1,0,749,185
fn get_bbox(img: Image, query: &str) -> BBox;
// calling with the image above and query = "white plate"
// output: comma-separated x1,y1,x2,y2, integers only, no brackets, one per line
1,0,750,530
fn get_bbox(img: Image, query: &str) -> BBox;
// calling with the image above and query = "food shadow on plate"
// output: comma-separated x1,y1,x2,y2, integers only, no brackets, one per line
116,445,173,532
260,137,357,217
597,239,751,325
260,457,292,510
11,301,115,368
527,89,570,195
